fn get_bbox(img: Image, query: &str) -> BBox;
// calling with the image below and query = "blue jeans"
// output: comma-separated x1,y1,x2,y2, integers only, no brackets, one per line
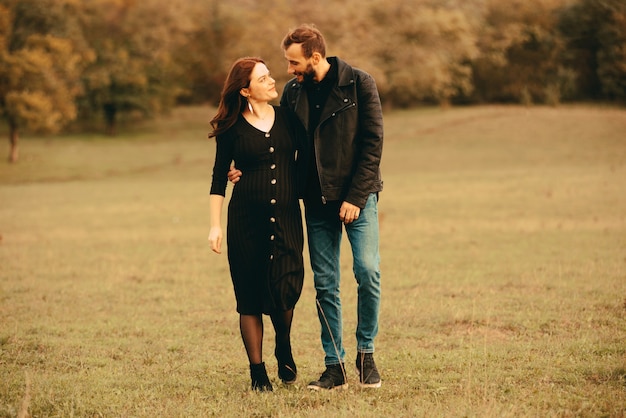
305,193,381,365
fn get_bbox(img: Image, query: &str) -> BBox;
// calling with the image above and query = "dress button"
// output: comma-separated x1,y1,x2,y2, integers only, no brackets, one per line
269,147,274,153
265,133,270,138
270,199,276,204
344,98,349,102
269,254,274,260
271,179,277,185
270,164,276,169
270,217,276,223
270,235,275,241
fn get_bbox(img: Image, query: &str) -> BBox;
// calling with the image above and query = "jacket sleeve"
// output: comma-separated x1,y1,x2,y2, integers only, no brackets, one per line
346,71,384,208
284,108,309,199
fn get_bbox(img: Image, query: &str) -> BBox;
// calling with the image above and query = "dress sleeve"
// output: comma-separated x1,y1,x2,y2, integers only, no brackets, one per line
209,130,234,196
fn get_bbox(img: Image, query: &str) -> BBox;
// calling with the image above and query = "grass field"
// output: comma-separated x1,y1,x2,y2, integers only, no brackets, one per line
1,105,625,417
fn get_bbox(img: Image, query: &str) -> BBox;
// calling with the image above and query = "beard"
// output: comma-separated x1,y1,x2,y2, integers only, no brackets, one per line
299,63,317,85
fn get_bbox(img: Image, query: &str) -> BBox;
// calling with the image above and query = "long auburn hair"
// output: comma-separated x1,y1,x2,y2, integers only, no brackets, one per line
209,57,265,138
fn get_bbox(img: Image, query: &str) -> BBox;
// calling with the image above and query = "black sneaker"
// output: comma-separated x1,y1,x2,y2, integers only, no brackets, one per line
250,362,273,392
307,363,348,390
355,352,381,388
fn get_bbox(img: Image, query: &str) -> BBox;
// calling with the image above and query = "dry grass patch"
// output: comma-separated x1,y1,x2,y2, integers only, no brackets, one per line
1,105,625,417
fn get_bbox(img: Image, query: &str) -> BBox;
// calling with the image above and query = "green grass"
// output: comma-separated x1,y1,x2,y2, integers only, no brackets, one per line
1,105,625,417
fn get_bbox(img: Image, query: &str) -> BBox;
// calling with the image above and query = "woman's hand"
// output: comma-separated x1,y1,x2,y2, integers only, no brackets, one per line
208,226,223,254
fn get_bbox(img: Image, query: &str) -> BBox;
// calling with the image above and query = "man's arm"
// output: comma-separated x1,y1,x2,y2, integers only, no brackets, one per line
345,71,384,208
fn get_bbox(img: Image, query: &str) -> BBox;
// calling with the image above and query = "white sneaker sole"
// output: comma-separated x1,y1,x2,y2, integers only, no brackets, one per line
307,382,349,390
358,381,381,388
356,367,382,388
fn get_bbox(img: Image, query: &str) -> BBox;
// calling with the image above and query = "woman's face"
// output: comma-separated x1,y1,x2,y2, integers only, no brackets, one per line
246,63,277,102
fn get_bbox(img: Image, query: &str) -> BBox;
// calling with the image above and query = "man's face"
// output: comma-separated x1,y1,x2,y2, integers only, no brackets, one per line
284,43,316,83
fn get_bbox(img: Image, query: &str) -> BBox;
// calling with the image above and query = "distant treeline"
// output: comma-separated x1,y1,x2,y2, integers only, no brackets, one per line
1,0,625,158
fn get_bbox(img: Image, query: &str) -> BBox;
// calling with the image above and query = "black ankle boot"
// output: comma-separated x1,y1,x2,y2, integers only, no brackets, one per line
250,362,273,391
275,345,297,384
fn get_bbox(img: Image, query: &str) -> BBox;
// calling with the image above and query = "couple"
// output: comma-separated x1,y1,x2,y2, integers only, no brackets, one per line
208,24,384,392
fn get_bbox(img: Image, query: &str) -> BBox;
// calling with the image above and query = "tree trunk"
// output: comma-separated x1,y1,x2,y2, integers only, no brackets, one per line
104,103,117,136
8,120,19,163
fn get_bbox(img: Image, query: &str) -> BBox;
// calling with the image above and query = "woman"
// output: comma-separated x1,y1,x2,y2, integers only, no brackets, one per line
208,57,306,391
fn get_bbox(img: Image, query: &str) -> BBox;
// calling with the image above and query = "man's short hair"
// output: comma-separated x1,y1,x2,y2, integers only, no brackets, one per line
282,24,326,58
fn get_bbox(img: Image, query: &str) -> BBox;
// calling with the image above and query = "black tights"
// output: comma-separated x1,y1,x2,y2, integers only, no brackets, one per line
240,309,294,365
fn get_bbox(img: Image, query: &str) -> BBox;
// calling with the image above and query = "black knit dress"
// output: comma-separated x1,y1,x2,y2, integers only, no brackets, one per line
210,106,305,315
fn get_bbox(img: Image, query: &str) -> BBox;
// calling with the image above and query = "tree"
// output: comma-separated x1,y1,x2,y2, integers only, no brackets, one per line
360,0,479,106
0,0,93,162
472,0,572,104
79,0,184,135
560,0,626,101
174,1,244,104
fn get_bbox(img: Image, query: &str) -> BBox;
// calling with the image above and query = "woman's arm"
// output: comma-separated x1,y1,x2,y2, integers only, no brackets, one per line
208,194,225,254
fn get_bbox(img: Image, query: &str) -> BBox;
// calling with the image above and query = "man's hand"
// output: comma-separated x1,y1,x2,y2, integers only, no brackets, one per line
228,166,242,184
339,201,361,224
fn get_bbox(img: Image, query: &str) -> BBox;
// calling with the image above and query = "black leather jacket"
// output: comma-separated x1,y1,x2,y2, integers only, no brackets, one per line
280,57,383,209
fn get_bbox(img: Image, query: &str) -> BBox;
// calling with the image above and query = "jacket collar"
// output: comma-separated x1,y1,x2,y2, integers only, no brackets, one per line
333,57,356,88
289,57,355,130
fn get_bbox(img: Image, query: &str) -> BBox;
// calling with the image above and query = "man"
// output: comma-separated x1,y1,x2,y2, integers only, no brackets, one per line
230,24,384,389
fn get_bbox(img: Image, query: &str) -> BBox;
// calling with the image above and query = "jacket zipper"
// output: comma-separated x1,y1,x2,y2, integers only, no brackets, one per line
315,101,356,205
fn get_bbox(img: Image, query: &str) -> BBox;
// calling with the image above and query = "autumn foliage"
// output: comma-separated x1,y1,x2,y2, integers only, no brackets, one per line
1,0,625,161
